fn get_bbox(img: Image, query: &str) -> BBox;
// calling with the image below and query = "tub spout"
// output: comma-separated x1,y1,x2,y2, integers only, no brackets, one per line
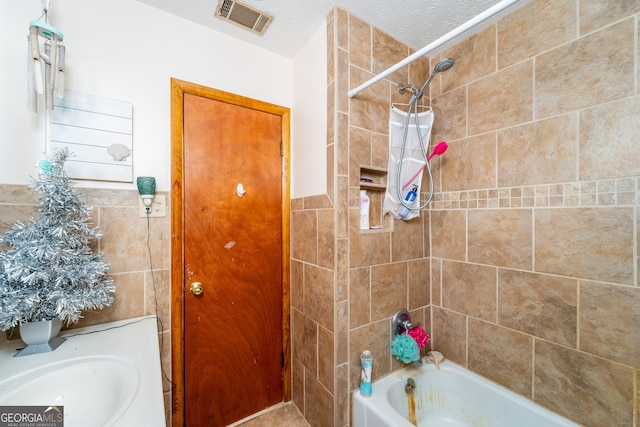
405,377,416,394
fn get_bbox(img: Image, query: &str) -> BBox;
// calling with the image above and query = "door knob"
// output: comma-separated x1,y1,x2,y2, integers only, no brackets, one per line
190,282,204,296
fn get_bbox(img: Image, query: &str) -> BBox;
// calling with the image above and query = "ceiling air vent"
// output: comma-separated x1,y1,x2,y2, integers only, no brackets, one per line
215,0,274,36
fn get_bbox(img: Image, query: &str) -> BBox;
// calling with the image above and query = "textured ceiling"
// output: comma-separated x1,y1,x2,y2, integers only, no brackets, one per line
136,0,525,58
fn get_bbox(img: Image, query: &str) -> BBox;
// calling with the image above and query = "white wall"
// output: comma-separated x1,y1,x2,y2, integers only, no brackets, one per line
0,0,295,191
291,24,327,198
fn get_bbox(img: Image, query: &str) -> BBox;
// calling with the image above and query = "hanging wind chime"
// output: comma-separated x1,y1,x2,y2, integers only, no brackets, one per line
27,0,65,112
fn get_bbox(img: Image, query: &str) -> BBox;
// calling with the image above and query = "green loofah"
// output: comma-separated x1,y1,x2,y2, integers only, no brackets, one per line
391,333,420,364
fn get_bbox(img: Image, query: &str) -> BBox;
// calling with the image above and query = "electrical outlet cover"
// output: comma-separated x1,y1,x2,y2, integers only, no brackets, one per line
139,195,167,218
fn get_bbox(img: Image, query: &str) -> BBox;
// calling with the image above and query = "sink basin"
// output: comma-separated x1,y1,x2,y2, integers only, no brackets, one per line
0,356,139,425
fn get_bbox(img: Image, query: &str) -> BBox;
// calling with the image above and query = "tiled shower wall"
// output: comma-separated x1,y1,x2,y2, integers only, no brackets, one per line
291,7,433,427
0,185,173,424
429,0,640,425
293,1,640,426
429,0,639,425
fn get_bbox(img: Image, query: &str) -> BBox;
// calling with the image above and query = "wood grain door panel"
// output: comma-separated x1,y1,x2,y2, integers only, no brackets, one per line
175,88,287,426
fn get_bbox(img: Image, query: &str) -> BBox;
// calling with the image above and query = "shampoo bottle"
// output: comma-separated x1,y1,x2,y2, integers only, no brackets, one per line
359,190,370,230
360,350,372,397
397,185,418,220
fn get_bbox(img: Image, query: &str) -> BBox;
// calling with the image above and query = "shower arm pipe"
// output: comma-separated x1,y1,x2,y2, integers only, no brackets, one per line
347,0,522,98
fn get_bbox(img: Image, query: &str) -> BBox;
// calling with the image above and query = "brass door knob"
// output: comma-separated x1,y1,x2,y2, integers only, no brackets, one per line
190,282,203,296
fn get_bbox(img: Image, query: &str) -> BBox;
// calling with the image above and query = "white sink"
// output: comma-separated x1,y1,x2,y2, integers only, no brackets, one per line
0,316,165,426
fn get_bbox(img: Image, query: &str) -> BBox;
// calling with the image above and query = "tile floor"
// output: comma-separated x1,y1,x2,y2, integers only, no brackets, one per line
234,402,309,427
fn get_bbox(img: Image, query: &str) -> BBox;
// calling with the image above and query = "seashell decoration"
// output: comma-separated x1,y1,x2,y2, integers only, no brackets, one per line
107,144,132,161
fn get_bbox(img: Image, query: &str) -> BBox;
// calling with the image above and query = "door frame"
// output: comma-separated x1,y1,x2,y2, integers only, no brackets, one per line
170,78,291,426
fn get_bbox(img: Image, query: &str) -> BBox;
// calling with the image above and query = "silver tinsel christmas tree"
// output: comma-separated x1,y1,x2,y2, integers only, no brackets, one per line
0,148,115,330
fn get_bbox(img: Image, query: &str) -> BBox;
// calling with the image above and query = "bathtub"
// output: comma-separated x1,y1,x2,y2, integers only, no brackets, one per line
0,316,165,426
353,358,579,427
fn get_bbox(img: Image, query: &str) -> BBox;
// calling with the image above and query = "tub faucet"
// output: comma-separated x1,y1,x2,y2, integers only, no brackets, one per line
405,377,416,394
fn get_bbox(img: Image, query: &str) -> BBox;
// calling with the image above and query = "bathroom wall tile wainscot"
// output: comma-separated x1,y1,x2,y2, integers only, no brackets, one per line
0,186,173,425
291,193,336,427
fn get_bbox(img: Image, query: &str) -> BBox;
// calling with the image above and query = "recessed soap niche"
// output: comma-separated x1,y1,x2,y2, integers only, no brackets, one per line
359,166,392,231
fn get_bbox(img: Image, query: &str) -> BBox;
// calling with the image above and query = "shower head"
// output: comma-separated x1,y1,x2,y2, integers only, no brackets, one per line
433,57,455,73
414,57,455,100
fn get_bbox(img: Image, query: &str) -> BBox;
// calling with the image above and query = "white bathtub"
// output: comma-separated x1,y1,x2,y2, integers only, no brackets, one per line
353,359,579,427
0,316,165,426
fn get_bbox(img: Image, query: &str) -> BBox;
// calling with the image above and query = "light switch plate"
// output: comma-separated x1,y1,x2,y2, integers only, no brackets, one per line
139,195,167,218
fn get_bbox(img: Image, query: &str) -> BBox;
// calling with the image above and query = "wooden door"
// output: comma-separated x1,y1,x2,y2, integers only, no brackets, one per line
171,79,291,427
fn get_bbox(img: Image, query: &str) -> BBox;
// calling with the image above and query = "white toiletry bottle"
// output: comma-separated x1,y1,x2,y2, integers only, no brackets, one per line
359,190,370,230
360,350,372,397
398,185,418,220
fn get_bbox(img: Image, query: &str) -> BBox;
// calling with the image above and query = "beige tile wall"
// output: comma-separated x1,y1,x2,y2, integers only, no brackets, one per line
291,194,336,427
292,1,640,426
343,5,435,411
431,0,640,425
0,185,173,425
291,7,432,427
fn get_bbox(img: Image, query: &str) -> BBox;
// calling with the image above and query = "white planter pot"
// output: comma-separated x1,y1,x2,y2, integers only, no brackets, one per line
17,318,66,356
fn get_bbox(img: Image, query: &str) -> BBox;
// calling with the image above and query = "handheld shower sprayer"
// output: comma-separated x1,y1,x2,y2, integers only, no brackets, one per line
397,58,455,99
406,57,455,100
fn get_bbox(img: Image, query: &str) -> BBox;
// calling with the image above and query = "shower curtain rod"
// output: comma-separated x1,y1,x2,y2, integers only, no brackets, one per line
347,0,524,98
